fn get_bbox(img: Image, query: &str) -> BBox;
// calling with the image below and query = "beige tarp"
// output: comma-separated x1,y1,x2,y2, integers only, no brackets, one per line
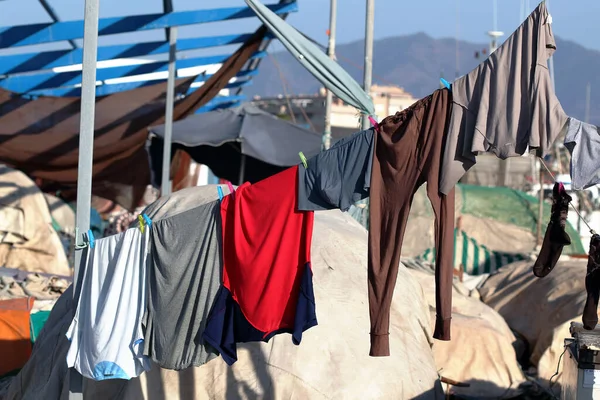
5,185,443,400
479,259,588,390
0,165,70,276
407,266,526,398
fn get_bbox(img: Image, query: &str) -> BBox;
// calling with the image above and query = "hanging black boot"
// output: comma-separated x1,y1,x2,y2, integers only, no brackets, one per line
582,234,600,330
532,182,572,278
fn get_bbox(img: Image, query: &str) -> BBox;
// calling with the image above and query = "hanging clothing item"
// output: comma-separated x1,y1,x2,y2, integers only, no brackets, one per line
204,265,316,366
368,89,455,357
583,234,600,330
564,117,600,190
532,182,572,278
66,228,151,381
439,2,568,195
143,201,222,370
297,128,374,212
203,166,317,365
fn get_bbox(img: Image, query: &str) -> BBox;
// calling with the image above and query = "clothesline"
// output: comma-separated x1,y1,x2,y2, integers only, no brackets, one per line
539,157,597,236
57,2,600,385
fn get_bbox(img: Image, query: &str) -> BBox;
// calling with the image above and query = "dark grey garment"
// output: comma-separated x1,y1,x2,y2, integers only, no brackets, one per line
564,117,600,190
297,128,374,212
143,200,222,370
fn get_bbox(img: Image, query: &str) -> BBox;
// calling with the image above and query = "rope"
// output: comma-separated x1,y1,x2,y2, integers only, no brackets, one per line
297,102,318,132
267,53,297,124
539,158,597,235
268,52,318,132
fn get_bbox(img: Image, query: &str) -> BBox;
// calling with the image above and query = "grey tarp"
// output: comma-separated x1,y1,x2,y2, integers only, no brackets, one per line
148,104,323,185
244,0,375,116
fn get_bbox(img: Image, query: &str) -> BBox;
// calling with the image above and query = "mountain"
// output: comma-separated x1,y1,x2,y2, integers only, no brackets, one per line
246,33,600,125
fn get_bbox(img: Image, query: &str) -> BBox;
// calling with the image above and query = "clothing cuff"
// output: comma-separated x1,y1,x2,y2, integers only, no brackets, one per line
369,333,390,356
433,316,451,341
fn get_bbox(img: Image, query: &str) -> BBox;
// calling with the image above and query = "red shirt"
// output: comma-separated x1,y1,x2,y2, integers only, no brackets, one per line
220,166,314,336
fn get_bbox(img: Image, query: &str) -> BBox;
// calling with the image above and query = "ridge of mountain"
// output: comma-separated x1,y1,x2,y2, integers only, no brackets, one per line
246,32,600,124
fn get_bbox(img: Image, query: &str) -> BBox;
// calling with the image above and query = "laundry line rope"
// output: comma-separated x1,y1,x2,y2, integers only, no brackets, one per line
539,157,597,236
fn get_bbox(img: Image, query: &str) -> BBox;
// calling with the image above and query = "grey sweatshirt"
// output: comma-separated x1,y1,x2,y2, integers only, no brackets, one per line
440,1,568,194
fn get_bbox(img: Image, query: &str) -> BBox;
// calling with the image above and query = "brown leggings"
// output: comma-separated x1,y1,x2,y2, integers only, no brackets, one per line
368,88,455,356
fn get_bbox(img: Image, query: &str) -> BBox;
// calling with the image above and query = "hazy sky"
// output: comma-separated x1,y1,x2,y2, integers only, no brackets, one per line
285,0,600,50
0,1,598,56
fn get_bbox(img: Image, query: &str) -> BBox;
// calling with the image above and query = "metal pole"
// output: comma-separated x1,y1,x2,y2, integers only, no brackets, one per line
322,0,337,151
238,154,246,185
497,160,508,187
161,27,178,197
547,0,555,90
455,0,459,79
70,0,100,397
361,0,375,229
361,0,375,131
578,195,582,235
72,0,99,316
492,0,497,32
585,82,591,124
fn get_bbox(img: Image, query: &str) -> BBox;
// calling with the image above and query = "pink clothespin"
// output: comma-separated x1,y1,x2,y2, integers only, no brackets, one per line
227,182,235,200
368,115,380,133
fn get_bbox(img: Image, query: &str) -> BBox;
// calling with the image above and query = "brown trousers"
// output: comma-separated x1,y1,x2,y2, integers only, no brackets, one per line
368,89,455,356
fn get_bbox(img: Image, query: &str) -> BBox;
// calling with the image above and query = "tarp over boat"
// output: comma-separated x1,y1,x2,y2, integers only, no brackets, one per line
0,27,267,210
148,103,323,185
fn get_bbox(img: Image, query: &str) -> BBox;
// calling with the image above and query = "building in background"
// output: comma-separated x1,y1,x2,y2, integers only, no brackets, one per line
252,84,419,140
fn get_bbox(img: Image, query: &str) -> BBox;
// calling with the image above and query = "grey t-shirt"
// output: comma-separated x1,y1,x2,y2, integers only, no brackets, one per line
143,200,223,370
440,1,568,194
564,117,600,190
297,128,374,211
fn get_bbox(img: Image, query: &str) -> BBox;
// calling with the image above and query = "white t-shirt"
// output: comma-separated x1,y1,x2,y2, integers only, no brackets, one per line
66,227,151,380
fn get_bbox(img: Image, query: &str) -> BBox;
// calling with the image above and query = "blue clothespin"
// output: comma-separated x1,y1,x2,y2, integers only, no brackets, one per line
440,78,451,90
142,214,152,227
217,186,224,201
86,230,95,249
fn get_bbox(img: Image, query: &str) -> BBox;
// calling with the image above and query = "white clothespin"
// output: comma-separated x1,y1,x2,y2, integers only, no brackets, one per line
74,227,87,250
